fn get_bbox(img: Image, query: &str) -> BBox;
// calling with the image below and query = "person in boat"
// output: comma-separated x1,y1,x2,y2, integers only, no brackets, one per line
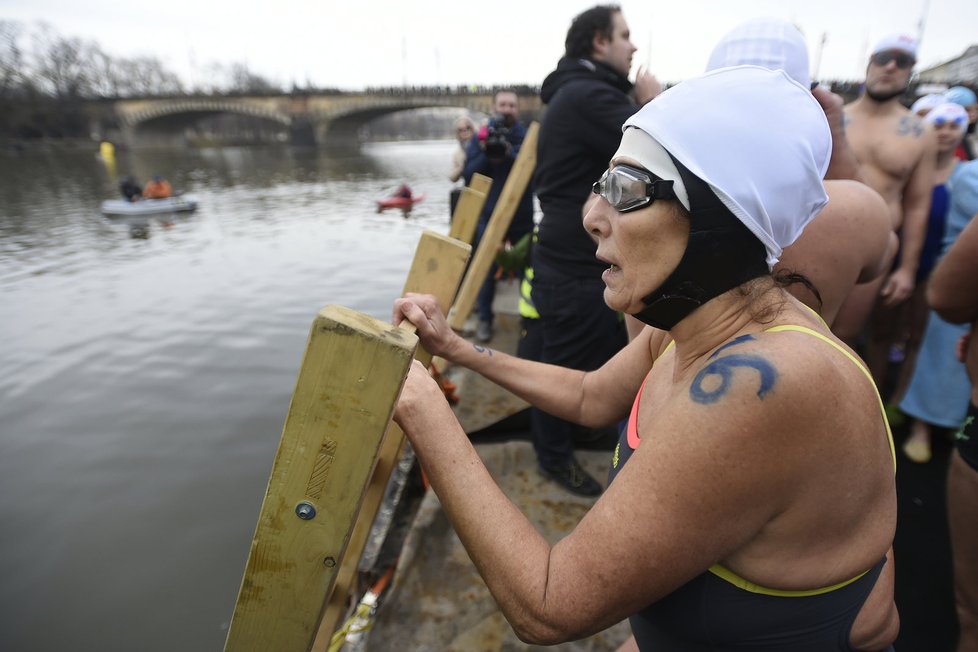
119,176,142,202
393,184,413,200
143,175,173,199
392,66,898,650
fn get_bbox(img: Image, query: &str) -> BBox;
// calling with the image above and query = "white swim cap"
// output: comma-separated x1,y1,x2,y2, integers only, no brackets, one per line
870,33,918,59
910,94,945,115
924,102,969,134
706,18,810,89
624,66,830,267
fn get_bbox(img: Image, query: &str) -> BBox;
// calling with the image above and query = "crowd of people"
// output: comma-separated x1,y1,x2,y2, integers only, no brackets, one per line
419,6,978,649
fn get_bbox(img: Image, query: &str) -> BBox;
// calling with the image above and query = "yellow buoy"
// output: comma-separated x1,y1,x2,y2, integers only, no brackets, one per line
99,141,115,162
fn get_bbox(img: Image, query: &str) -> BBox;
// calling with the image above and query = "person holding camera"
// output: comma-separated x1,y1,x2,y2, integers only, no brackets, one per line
462,89,535,343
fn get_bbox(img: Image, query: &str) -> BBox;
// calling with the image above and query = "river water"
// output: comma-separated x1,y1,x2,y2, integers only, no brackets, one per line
0,141,460,651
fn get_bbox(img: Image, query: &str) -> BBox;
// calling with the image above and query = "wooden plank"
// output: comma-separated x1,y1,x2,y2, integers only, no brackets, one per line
468,172,492,196
224,306,419,652
449,173,491,244
312,230,471,650
448,186,487,246
448,122,538,331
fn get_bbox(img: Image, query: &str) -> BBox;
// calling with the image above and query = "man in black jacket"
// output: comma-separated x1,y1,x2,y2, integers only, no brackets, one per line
527,4,659,495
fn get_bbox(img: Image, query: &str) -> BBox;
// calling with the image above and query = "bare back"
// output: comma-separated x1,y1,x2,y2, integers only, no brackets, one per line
779,180,894,323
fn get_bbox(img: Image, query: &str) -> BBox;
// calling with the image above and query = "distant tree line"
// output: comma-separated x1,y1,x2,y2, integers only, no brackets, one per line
0,21,289,140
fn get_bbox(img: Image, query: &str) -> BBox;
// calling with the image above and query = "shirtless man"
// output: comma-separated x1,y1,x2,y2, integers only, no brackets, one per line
834,34,936,388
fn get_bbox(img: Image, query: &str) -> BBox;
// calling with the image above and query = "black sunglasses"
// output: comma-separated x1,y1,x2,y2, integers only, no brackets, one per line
870,51,915,69
592,164,676,213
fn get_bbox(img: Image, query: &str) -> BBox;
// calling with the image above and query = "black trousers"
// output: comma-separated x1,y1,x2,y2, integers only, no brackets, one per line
527,262,626,467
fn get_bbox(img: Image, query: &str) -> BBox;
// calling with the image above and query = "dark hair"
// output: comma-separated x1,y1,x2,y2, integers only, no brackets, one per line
739,269,823,324
774,269,823,310
564,5,621,59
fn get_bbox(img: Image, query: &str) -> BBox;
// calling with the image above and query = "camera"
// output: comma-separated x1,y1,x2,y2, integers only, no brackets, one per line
484,113,513,161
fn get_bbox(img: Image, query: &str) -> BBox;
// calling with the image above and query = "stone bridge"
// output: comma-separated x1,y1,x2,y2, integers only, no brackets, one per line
112,91,543,148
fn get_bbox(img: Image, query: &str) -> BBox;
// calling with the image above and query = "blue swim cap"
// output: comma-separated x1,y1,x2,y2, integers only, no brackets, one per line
945,86,977,107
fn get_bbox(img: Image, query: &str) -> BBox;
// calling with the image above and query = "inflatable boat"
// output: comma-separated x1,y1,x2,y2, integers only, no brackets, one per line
101,195,199,217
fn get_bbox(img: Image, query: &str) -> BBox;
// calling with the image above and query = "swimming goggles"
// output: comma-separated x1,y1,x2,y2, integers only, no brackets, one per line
870,51,915,69
932,114,966,127
592,164,676,213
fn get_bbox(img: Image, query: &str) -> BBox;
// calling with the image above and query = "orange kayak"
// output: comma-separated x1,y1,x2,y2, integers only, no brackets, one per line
376,192,425,212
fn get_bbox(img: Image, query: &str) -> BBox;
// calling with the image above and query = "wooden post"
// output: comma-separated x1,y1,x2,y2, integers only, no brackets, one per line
224,306,419,652
448,121,538,331
448,187,487,246
449,173,491,245
468,172,492,196
311,230,471,650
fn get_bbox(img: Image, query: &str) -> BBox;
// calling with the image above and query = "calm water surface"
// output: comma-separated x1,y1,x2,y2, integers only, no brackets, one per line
0,141,459,651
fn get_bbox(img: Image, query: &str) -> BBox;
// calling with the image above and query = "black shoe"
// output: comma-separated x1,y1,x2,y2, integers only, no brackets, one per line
539,459,603,497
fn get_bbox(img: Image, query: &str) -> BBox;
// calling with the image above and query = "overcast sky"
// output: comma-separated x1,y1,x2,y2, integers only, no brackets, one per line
3,0,976,89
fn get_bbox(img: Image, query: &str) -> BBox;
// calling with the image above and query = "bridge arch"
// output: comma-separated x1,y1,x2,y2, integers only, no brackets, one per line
119,99,292,129
318,99,493,146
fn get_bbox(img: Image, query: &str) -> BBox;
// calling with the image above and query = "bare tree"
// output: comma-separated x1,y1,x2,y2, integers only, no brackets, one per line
112,55,183,96
0,20,25,98
227,62,280,94
31,23,94,98
88,44,120,97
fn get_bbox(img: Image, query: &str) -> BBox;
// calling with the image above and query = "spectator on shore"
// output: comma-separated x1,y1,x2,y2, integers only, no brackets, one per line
462,89,534,344
449,115,475,218
525,4,659,495
450,116,475,183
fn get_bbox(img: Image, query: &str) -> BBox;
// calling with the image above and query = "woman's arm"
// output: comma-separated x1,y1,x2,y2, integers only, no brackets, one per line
394,293,655,427
393,333,812,643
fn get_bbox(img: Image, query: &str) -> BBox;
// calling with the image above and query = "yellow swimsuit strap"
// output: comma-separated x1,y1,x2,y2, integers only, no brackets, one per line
763,323,897,471
708,562,871,597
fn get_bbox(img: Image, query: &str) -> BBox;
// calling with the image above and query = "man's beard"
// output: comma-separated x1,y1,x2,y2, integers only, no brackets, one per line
865,85,906,103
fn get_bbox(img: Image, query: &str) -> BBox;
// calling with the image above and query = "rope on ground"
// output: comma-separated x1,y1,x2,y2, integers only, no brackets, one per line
327,565,397,652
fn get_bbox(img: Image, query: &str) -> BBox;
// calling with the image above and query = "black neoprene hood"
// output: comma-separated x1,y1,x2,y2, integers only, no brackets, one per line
632,154,769,330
